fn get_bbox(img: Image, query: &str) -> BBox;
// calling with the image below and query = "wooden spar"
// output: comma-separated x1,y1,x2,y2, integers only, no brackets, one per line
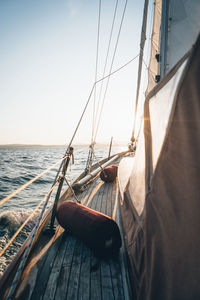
108,137,113,158
160,0,170,78
0,151,126,299
0,151,131,299
72,154,119,192
131,0,149,142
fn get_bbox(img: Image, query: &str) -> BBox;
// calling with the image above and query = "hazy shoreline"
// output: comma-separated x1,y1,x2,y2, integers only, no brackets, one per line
0,143,127,149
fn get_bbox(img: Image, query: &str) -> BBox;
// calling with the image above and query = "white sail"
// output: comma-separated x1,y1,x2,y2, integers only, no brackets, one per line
119,0,200,298
165,0,200,74
147,0,200,94
146,0,162,95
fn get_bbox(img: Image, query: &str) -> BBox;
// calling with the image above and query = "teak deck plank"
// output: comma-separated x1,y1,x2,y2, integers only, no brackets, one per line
42,234,70,300
101,260,115,299
89,179,105,300
80,178,101,205
14,173,130,300
29,232,67,300
108,182,125,300
65,239,83,299
54,235,77,299
77,246,91,300
99,182,115,299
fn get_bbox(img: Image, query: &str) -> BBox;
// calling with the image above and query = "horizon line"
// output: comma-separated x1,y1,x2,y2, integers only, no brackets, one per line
0,142,128,148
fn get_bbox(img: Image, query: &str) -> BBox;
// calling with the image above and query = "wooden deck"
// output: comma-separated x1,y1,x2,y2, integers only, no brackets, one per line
12,176,131,299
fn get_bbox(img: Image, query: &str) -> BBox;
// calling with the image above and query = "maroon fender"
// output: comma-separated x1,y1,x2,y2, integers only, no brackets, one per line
100,165,118,182
56,200,122,259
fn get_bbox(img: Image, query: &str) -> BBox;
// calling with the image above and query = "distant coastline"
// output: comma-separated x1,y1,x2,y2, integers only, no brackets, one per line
0,143,127,149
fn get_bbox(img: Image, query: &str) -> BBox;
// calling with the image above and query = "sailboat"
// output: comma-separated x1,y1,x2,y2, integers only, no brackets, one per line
1,0,200,299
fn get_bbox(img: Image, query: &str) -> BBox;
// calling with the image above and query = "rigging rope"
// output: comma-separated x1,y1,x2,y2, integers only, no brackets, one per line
0,54,139,208
66,52,139,151
5,181,58,300
88,0,118,172
64,177,80,203
3,37,140,300
94,0,119,140
0,179,58,259
90,147,105,173
94,0,129,141
3,7,141,292
91,147,110,181
143,58,155,85
96,54,139,84
131,0,149,142
85,143,95,174
92,0,102,142
0,156,67,207
67,84,95,149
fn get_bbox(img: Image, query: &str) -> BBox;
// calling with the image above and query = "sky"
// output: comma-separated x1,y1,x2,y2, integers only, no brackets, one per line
0,0,153,145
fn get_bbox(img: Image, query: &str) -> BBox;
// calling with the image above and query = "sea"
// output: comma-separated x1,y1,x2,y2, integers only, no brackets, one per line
0,145,125,278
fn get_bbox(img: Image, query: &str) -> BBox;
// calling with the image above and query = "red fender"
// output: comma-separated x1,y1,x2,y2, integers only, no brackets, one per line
100,165,118,182
56,200,121,259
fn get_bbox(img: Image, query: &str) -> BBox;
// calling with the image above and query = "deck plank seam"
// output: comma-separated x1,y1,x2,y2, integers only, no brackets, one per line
63,238,80,299
109,181,120,300
78,244,91,300
101,182,116,300
29,231,67,300
89,178,106,300
81,178,100,205
64,239,84,300
54,237,78,300
41,233,71,300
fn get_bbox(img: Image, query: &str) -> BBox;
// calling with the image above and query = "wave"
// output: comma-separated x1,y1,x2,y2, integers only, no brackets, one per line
0,210,40,236
0,146,114,278
0,209,40,278
0,174,54,189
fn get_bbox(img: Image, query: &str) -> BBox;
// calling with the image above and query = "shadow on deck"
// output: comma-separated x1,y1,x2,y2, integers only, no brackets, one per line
14,177,131,299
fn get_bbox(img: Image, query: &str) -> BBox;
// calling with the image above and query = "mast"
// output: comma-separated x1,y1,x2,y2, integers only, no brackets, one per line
131,0,149,142
160,0,169,78
146,0,162,95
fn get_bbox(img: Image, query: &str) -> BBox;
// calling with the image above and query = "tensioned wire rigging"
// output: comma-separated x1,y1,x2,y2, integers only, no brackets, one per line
0,0,150,209
2,6,141,298
0,156,64,206
93,0,128,144
92,0,102,144
86,0,129,172
0,54,140,271
92,0,119,143
86,0,119,173
130,0,155,144
0,179,59,259
131,0,149,142
85,0,102,173
92,0,150,148
0,54,139,209
0,53,139,296
2,2,144,297
5,180,60,300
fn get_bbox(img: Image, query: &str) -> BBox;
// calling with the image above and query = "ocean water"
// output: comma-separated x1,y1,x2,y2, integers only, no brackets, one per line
0,146,124,277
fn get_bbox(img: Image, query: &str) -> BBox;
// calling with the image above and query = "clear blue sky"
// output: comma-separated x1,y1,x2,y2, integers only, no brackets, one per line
0,0,152,145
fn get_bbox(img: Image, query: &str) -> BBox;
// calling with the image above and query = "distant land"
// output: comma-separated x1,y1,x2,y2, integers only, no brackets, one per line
0,143,127,149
